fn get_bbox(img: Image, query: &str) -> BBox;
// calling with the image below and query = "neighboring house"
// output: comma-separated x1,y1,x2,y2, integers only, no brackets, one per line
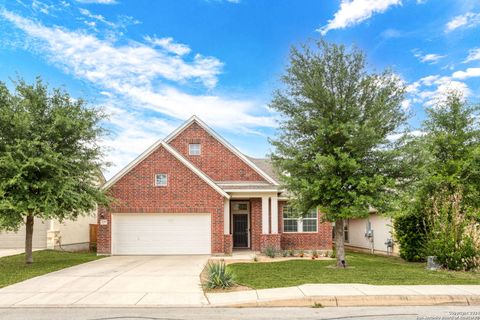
0,214,97,251
0,174,105,252
98,116,333,255
344,212,398,255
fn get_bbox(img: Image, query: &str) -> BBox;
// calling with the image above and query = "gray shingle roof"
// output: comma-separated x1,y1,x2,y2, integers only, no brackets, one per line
246,156,281,183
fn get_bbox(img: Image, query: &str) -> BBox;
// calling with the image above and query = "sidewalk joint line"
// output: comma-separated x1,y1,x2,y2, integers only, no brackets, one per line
297,286,306,297
135,292,148,305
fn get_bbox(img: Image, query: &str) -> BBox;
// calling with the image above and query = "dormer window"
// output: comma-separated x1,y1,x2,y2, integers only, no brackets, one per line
155,173,168,186
189,143,201,155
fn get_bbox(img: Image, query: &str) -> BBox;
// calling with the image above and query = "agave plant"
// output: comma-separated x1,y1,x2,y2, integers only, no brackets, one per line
204,261,236,289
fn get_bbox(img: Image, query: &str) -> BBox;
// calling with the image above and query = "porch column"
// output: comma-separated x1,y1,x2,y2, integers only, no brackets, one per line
271,195,278,234
224,198,230,234
262,196,269,234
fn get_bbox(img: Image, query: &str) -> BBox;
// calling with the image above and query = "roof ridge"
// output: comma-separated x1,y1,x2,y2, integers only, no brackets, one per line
164,116,279,185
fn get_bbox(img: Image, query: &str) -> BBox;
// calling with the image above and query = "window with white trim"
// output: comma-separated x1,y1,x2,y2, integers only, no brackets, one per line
188,143,201,155
344,220,349,243
155,173,168,186
283,206,317,233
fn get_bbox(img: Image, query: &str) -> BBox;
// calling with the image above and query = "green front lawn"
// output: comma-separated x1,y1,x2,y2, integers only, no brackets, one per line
227,252,480,289
0,250,103,288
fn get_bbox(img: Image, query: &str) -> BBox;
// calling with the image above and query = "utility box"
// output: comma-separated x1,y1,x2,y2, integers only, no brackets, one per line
427,256,441,270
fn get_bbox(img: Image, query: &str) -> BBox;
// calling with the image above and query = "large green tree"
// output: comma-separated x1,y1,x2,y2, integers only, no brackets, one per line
0,78,110,264
270,40,407,267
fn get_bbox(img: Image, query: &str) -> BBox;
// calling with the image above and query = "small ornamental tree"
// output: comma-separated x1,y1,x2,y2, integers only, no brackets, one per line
0,78,110,264
270,40,407,267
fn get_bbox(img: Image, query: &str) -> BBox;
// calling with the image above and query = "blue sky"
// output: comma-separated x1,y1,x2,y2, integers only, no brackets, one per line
0,0,479,178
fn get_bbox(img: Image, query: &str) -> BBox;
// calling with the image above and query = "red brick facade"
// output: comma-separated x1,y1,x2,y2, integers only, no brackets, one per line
260,234,282,251
250,198,262,251
169,122,266,182
98,118,333,255
278,201,333,250
97,145,225,254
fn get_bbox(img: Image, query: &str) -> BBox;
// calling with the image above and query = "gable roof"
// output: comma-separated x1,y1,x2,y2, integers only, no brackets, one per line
165,115,279,185
102,140,230,199
246,156,281,183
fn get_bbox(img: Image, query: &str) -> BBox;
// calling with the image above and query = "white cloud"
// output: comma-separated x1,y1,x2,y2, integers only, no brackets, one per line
452,68,480,80
413,52,446,64
445,12,480,32
144,36,191,56
100,103,178,177
32,0,53,15
400,99,411,111
407,74,470,108
464,48,480,63
79,8,115,27
0,9,276,177
75,0,118,4
317,0,401,35
388,130,424,142
1,9,222,89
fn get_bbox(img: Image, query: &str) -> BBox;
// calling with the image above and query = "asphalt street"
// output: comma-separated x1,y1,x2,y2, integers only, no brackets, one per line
1,306,480,320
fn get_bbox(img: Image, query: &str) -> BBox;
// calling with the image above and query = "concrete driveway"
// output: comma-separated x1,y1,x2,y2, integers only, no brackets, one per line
0,255,209,307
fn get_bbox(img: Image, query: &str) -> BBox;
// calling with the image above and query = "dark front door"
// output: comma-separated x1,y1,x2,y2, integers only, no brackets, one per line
233,214,248,248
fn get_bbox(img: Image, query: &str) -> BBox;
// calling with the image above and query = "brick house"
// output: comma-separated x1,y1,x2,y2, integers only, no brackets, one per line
98,116,332,255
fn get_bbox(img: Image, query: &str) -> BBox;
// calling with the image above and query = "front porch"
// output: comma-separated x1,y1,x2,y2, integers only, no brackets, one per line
222,192,283,255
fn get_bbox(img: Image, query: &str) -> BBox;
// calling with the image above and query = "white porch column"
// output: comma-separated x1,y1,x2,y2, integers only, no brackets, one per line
224,198,230,235
262,196,269,234
271,195,278,234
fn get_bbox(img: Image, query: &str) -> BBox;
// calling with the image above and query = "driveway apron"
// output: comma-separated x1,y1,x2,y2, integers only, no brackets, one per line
0,255,209,307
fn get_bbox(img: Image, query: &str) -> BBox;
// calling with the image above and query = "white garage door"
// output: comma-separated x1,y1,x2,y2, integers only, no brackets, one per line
112,213,211,255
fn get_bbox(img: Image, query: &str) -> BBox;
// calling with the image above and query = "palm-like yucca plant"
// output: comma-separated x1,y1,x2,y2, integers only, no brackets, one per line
204,261,236,289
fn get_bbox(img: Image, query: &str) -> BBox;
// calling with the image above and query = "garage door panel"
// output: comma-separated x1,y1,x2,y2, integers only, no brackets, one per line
112,214,211,255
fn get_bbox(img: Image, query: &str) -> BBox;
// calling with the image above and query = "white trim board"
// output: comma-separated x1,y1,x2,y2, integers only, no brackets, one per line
102,140,230,199
164,115,279,185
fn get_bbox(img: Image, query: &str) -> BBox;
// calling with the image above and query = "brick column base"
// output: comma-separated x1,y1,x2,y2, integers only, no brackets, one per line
260,234,281,252
223,234,233,255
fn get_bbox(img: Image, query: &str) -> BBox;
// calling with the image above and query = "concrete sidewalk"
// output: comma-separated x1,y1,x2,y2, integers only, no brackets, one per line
206,284,480,307
0,249,42,258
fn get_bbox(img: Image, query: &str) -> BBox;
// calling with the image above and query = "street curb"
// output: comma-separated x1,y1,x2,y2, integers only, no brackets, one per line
1,295,478,308
221,295,478,308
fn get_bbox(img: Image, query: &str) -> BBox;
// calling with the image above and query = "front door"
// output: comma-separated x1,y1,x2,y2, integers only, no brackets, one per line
231,201,250,248
233,214,248,248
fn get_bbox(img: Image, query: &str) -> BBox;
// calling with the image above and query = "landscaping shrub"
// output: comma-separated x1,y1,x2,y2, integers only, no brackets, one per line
394,212,428,262
423,191,480,271
204,261,236,289
263,246,277,258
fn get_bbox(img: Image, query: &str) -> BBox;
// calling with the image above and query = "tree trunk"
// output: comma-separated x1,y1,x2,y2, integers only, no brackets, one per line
334,219,347,268
25,215,34,265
